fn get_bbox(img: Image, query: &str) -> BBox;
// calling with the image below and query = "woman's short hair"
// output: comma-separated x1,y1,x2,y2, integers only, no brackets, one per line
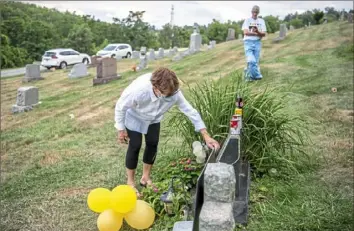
151,67,179,95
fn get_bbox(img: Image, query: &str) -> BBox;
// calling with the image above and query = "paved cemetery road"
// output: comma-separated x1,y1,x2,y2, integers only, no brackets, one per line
1,65,47,78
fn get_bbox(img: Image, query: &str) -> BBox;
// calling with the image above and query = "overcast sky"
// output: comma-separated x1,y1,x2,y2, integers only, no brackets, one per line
25,1,353,28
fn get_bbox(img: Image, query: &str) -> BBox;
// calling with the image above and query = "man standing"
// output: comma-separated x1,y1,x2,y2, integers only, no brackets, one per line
115,67,220,197
242,5,267,81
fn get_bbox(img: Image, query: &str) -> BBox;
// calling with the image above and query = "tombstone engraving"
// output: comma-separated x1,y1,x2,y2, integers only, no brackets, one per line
22,64,44,83
132,51,140,59
148,49,156,60
157,48,164,59
93,57,121,86
226,28,236,41
68,63,89,79
12,86,39,113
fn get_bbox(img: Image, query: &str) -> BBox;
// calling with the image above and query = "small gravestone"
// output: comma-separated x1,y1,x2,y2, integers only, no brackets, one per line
226,28,236,41
340,12,345,21
157,48,164,59
290,25,295,30
272,24,287,43
68,63,89,79
172,52,183,62
238,34,243,40
132,51,140,59
173,46,178,54
308,22,311,27
348,13,353,23
279,24,287,38
148,49,155,60
136,47,148,72
90,55,101,67
208,40,216,49
93,57,121,86
323,18,328,24
199,163,236,231
12,86,39,113
181,49,191,57
22,64,44,83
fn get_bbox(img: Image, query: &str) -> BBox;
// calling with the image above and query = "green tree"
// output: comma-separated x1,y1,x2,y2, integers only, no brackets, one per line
263,15,281,33
207,19,228,43
313,11,324,24
64,24,94,54
290,18,303,28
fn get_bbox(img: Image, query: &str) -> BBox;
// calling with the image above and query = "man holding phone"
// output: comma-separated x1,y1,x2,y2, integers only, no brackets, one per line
242,5,267,81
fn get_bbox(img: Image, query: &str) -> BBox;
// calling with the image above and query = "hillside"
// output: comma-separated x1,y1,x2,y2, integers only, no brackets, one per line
1,21,353,231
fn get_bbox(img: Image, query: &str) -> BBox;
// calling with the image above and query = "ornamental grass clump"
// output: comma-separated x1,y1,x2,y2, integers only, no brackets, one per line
169,71,310,173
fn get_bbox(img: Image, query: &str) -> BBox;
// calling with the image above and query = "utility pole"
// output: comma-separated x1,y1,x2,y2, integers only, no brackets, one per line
170,4,174,48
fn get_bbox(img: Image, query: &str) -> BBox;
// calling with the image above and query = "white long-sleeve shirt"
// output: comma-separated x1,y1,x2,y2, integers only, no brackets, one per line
114,73,206,134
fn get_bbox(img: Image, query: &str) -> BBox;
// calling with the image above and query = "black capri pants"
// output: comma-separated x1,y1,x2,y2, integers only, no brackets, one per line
125,123,160,169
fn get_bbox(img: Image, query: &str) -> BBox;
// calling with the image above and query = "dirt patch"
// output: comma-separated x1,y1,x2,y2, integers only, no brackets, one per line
76,106,112,122
57,187,91,197
39,152,62,166
328,108,354,123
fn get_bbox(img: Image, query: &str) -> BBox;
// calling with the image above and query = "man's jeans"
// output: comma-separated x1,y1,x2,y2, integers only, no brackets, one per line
243,39,262,80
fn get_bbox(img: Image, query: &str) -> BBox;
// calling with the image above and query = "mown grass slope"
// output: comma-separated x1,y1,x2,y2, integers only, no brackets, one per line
1,21,353,231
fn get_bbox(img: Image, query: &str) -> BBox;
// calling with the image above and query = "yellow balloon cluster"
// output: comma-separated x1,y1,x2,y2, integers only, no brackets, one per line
87,185,156,231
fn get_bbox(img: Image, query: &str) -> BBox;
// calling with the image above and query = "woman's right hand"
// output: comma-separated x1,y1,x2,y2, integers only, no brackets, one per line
117,130,129,144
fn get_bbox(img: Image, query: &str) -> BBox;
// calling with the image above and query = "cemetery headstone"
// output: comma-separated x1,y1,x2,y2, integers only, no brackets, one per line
199,163,236,231
157,48,164,59
93,57,121,86
132,51,140,59
173,46,178,53
12,86,39,113
136,47,148,72
226,28,236,41
272,24,287,43
189,24,202,53
348,13,353,23
238,34,243,40
22,64,44,83
90,55,101,67
340,12,345,21
172,52,183,62
323,18,328,24
68,63,89,79
181,49,191,57
289,25,295,31
148,49,156,60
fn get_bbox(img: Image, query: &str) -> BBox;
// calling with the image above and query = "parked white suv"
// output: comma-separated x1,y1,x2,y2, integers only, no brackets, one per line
96,44,132,59
41,48,91,69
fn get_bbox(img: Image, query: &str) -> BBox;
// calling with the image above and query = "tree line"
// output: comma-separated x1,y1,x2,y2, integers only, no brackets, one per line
1,1,352,68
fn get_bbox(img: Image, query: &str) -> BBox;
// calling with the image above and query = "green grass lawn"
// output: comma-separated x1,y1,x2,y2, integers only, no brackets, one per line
1,22,353,231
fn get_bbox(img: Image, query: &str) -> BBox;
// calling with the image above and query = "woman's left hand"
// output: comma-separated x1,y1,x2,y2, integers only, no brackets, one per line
204,136,220,151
